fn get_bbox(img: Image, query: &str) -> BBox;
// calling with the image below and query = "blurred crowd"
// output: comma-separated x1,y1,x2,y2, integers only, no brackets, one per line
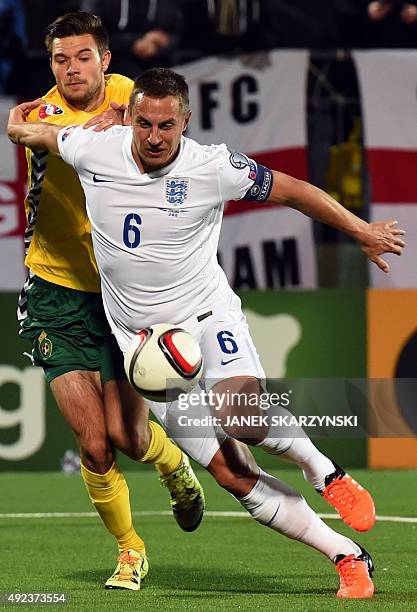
1,0,417,96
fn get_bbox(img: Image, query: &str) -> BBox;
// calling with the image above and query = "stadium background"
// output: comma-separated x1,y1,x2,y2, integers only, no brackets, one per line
1,0,417,472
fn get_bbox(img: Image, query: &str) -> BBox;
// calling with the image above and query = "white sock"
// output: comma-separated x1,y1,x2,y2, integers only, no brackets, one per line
256,412,335,491
237,469,360,562
277,438,335,491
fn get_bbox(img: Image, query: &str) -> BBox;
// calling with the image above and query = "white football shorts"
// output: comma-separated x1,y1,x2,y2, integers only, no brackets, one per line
147,292,266,467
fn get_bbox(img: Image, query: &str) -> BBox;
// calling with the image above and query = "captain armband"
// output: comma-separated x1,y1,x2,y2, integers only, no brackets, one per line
242,162,274,202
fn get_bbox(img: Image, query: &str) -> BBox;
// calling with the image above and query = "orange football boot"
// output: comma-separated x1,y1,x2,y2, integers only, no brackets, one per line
336,545,375,599
322,463,375,531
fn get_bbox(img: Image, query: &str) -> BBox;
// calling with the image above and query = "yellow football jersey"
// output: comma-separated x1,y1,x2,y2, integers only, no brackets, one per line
24,73,133,292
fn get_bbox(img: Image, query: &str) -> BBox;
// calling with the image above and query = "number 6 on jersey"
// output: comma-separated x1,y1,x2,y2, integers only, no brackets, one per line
123,213,142,248
217,330,238,354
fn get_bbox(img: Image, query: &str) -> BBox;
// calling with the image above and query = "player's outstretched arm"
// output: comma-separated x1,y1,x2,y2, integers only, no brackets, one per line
7,107,61,154
268,170,406,273
8,121,61,153
8,99,62,153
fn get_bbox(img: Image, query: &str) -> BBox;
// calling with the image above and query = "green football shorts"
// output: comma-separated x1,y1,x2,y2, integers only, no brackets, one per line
20,276,126,384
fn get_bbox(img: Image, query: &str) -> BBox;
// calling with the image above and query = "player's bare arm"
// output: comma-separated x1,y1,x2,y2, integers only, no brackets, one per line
268,170,406,273
7,99,61,153
7,119,61,154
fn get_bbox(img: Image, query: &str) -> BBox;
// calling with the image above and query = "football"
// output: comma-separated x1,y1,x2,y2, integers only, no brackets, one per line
124,323,203,401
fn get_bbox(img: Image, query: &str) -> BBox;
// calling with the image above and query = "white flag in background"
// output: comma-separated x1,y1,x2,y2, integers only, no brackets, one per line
178,50,317,289
354,50,417,288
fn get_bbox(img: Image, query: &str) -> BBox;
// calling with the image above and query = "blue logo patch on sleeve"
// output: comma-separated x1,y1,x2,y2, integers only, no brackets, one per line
243,164,274,203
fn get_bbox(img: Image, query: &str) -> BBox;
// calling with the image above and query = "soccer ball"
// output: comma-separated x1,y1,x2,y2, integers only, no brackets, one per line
124,323,203,402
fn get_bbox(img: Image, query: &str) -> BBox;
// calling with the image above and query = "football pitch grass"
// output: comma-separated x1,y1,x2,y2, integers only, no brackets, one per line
0,469,416,611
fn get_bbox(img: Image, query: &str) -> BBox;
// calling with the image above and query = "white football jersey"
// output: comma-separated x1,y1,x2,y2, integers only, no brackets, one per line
58,125,272,352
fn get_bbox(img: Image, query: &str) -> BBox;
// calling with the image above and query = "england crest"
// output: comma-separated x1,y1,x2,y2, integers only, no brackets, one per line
164,178,189,206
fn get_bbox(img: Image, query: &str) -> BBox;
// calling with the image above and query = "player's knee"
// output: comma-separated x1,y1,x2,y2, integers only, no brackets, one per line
209,460,258,496
80,439,114,473
210,466,240,492
108,425,149,461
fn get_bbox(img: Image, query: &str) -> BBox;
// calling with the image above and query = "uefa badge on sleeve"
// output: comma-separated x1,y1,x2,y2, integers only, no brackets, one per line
229,151,250,169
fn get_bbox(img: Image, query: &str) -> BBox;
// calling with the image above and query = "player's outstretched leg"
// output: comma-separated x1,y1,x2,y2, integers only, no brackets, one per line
260,436,375,531
210,378,375,532
203,441,374,599
236,468,375,599
148,414,374,598
105,549,149,591
159,452,205,532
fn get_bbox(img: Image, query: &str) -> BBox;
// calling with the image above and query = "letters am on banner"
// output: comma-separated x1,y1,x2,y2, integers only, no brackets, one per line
179,51,317,289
